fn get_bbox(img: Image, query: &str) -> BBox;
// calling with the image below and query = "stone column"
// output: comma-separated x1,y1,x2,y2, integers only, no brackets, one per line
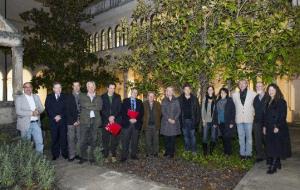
11,46,24,99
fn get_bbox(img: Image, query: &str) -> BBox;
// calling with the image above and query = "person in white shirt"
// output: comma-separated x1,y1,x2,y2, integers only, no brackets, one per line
232,80,256,159
15,82,44,153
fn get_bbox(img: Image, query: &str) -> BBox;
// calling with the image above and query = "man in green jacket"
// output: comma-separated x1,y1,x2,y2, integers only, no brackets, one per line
79,81,102,164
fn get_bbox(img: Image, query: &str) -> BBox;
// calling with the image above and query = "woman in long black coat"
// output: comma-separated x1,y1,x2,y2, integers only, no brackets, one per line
263,83,292,174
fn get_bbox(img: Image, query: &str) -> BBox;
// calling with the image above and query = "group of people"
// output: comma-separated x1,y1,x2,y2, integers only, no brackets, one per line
15,79,291,175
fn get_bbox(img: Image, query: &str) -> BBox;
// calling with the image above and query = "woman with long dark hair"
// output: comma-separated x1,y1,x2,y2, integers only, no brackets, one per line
212,88,236,155
201,86,217,155
263,83,292,174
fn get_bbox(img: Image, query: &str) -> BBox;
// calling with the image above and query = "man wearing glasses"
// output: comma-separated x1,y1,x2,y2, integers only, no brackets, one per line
15,82,45,153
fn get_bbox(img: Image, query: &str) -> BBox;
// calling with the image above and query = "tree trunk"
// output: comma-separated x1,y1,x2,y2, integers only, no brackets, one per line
123,70,128,98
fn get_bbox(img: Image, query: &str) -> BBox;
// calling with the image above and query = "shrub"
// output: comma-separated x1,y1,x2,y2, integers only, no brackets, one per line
0,140,55,189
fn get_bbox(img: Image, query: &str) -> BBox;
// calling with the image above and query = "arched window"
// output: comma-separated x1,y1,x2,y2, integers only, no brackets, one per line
122,27,128,46
115,25,123,47
89,35,94,52
101,29,106,50
95,32,99,52
107,27,113,49
7,69,32,101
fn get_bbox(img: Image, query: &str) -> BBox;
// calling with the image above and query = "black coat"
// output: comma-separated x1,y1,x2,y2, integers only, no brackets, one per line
45,93,67,126
65,94,79,125
178,93,200,129
263,99,292,159
101,93,122,126
213,97,236,137
121,98,144,130
253,94,268,123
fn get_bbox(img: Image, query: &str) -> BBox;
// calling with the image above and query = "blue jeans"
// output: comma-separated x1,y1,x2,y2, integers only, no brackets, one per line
202,122,218,143
182,119,196,152
237,123,253,156
21,121,44,153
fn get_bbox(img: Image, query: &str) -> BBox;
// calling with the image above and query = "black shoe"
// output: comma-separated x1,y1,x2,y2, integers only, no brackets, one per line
255,158,264,163
168,154,174,159
75,155,81,160
276,158,282,170
52,156,58,161
120,158,127,162
146,154,149,157
245,156,252,160
202,143,208,156
163,152,169,157
62,155,68,160
153,154,158,157
68,157,75,162
267,158,277,174
79,158,87,164
131,155,139,160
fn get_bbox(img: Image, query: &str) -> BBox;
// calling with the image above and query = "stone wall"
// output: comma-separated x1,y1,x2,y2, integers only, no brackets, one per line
0,101,16,124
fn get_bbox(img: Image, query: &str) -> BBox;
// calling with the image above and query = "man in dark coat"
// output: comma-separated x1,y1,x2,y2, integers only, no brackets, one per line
178,84,200,153
120,88,144,162
253,82,268,162
65,81,81,161
45,82,68,160
101,83,122,163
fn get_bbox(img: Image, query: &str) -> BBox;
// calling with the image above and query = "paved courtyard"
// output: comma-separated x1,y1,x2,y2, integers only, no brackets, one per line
54,158,176,190
234,127,300,190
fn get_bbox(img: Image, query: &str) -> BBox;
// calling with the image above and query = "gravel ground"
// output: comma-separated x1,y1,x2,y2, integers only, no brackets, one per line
105,155,246,190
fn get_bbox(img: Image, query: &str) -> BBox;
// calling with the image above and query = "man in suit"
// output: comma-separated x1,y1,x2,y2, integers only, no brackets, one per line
120,88,144,162
101,82,122,163
15,82,44,153
45,82,68,160
66,81,81,161
253,82,267,162
79,81,102,164
232,80,257,159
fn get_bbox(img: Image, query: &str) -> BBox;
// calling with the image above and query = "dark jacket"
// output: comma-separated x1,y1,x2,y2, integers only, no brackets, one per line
263,99,291,159
45,93,67,126
213,97,236,137
142,100,161,130
253,94,267,123
213,97,236,126
79,93,102,127
101,93,122,126
121,98,144,130
178,93,200,129
65,94,79,125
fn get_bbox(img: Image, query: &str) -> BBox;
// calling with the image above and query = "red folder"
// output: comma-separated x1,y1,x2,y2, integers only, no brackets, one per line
127,109,139,119
105,123,122,136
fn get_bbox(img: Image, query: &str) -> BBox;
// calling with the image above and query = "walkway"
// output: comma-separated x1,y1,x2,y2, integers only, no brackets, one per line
234,127,300,190
54,158,175,190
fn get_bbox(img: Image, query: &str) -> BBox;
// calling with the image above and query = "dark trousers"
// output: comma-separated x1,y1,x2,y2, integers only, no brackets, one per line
253,122,266,159
80,119,98,160
182,119,196,152
219,123,232,155
121,124,140,159
50,121,68,158
102,128,119,158
164,135,176,156
145,126,159,155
